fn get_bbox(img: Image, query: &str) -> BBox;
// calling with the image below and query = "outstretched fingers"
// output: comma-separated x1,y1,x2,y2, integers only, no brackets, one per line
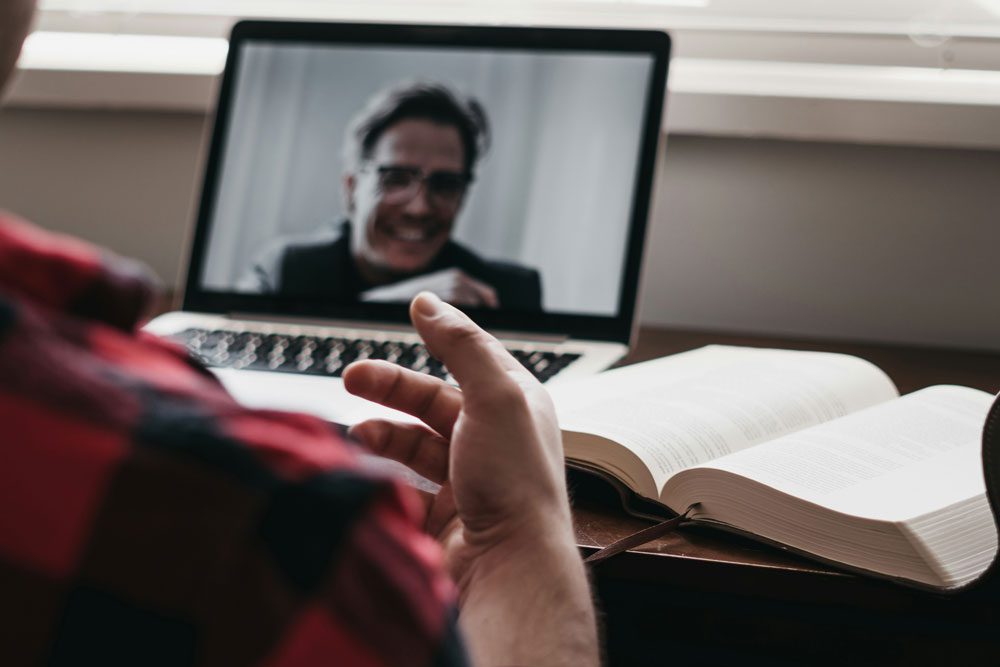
349,419,450,484
343,359,462,438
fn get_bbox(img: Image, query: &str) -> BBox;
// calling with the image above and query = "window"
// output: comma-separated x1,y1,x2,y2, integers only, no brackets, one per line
17,1,1000,148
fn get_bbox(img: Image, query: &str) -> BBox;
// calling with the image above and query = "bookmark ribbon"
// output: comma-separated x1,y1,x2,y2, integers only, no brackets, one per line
584,507,695,565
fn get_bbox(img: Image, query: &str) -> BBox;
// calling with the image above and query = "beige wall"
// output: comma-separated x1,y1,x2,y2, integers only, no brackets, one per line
2,107,999,350
0,108,205,288
644,136,1000,349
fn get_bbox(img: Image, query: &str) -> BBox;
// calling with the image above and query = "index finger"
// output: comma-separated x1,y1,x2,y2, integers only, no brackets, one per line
409,292,533,392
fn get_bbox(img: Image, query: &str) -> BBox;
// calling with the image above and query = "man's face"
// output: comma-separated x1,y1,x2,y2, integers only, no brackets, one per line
0,0,36,96
347,118,467,277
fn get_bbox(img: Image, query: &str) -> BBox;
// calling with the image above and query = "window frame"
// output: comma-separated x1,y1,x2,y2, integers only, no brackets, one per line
12,1,1000,150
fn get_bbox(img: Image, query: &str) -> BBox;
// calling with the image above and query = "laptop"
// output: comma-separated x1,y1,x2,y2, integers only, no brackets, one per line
145,20,671,425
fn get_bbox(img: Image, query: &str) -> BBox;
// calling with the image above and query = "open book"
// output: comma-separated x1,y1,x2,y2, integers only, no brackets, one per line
549,345,999,592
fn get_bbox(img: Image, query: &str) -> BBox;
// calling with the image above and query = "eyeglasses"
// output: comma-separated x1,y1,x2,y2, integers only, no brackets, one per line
369,165,473,208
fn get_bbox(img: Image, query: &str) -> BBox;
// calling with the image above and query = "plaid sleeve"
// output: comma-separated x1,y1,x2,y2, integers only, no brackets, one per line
0,220,468,666
0,212,156,331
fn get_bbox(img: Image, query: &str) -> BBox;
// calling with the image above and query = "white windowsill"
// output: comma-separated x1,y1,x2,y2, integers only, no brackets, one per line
6,31,1000,150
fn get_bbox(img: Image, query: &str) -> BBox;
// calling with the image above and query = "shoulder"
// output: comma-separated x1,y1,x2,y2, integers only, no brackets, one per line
439,241,534,281
242,224,351,294
280,230,348,260
482,259,541,285
271,227,349,268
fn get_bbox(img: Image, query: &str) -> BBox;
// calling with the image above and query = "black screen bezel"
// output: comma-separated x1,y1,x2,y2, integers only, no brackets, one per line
182,20,670,344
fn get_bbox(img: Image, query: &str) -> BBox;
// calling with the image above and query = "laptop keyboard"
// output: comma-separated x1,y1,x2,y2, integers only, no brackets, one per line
169,327,580,384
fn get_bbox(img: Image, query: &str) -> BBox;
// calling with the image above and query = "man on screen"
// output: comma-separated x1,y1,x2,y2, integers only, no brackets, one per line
241,82,543,310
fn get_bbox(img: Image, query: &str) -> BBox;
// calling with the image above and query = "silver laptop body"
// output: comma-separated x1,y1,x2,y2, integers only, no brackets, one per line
146,20,671,425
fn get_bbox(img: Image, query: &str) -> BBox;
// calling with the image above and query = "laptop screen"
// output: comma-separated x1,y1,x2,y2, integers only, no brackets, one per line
184,22,670,343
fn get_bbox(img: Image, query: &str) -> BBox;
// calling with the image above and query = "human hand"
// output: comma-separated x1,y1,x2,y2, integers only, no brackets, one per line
342,292,596,666
359,268,500,308
343,291,569,579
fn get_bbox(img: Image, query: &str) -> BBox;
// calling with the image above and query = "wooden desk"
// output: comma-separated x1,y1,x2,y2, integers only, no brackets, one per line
578,327,1000,665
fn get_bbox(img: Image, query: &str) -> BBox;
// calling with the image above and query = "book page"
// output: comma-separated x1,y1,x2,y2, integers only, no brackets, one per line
688,385,992,521
551,346,899,493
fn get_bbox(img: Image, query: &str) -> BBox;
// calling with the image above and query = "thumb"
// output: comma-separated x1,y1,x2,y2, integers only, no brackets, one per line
409,292,525,390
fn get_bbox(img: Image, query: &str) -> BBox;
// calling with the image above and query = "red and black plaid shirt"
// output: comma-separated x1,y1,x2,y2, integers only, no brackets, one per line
0,214,468,666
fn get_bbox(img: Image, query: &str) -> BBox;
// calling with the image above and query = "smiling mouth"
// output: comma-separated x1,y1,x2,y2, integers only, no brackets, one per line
382,223,443,244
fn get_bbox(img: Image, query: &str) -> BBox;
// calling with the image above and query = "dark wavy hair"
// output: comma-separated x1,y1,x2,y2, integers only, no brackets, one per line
344,81,491,175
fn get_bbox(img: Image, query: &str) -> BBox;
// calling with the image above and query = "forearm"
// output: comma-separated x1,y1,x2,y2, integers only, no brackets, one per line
457,526,599,667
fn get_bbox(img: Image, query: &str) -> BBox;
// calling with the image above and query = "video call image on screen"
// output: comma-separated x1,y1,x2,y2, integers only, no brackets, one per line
200,41,653,316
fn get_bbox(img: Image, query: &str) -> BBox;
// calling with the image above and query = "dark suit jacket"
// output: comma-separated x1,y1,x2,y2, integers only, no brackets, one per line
244,222,543,311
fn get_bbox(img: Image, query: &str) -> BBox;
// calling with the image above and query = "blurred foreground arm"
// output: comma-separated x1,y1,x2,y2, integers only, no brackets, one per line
344,292,598,667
